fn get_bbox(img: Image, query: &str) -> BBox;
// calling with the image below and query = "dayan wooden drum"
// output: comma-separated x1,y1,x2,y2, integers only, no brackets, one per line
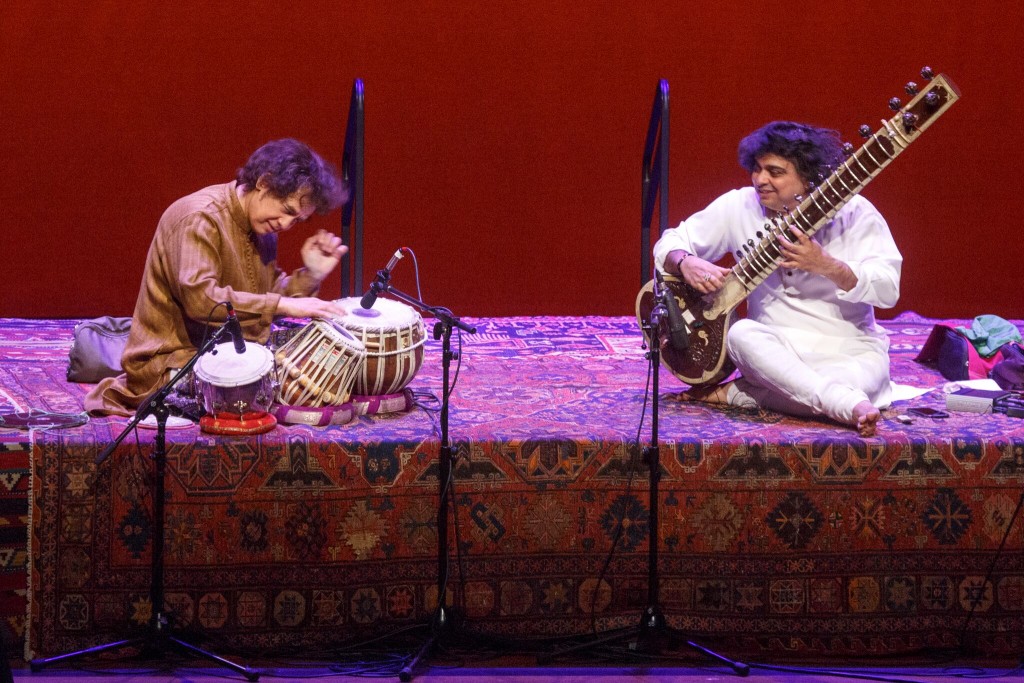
193,341,275,417
334,297,427,396
274,318,367,407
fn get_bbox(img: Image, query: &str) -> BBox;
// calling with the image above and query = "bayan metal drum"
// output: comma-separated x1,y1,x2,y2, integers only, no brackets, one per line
274,318,367,407
193,341,275,417
334,297,427,396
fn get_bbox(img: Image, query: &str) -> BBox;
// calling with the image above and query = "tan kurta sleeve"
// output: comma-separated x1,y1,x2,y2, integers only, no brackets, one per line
84,181,322,416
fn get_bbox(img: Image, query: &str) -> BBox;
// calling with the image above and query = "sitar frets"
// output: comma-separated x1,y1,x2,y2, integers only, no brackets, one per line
733,119,913,292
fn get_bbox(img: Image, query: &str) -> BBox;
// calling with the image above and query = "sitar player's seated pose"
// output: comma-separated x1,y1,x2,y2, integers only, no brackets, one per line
654,121,903,437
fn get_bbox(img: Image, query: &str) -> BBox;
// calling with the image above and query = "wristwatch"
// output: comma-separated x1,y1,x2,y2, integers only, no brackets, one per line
675,252,690,273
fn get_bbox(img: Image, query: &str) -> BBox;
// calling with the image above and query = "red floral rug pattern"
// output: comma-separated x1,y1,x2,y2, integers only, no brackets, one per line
4,314,1024,659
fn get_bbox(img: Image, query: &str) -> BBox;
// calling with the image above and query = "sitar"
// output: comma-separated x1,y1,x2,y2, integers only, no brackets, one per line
635,68,960,387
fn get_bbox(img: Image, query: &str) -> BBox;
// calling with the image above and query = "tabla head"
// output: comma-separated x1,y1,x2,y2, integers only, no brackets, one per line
193,341,276,416
333,297,422,330
195,342,273,387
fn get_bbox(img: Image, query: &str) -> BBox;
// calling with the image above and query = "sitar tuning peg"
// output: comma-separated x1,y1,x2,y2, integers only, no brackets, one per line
842,142,855,156
925,92,940,107
920,66,934,80
905,81,919,95
902,112,919,132
888,97,902,111
858,124,872,138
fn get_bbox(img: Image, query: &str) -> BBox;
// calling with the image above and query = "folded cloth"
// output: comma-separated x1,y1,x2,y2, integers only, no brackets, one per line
991,342,1024,390
271,402,355,427
956,314,1022,357
916,323,1000,381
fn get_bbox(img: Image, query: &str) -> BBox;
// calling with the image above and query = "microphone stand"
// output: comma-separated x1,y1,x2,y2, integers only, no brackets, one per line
32,325,259,681
543,279,748,675
360,280,475,682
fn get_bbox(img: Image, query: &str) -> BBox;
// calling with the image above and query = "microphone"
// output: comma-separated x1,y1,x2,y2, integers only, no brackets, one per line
224,302,246,354
360,248,405,309
657,274,689,351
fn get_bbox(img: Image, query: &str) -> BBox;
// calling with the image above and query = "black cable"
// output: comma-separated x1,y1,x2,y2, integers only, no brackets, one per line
449,454,469,613
742,662,929,683
0,408,88,430
956,487,1024,651
585,343,651,633
404,247,425,306
198,301,231,352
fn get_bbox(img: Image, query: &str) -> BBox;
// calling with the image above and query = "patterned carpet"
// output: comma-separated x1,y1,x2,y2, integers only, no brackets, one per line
3,312,1024,660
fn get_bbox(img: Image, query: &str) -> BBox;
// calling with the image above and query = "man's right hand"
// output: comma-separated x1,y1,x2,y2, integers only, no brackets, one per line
277,297,349,319
667,249,730,294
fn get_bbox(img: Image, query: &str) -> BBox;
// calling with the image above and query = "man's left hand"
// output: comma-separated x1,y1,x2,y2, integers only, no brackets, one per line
778,229,830,274
778,229,857,291
301,229,348,280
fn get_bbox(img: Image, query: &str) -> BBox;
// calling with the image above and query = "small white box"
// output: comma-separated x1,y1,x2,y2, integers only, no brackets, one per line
945,388,1010,414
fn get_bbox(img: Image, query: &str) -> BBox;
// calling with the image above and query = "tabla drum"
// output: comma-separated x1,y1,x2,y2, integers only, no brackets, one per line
274,318,367,407
194,341,275,417
334,297,427,396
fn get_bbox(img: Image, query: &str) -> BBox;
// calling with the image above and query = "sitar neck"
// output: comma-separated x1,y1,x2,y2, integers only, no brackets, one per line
705,72,960,319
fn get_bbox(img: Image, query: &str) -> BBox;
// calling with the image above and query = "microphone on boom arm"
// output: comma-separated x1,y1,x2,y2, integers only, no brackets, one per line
224,302,246,354
360,248,406,309
656,272,689,351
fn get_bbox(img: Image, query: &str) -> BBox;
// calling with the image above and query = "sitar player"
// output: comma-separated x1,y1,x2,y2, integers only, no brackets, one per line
654,121,903,437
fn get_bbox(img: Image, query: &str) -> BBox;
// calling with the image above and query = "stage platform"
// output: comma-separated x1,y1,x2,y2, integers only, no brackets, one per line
2,312,1024,661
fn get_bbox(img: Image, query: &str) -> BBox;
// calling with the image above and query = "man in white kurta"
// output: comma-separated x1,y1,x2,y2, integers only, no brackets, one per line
653,121,902,436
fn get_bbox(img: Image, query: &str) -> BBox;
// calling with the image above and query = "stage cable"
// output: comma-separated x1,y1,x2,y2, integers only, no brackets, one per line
417,318,469,633
199,301,230,351
954,486,1024,655
0,408,88,431
408,338,464,437
405,247,425,305
439,327,469,624
0,384,88,432
585,346,652,634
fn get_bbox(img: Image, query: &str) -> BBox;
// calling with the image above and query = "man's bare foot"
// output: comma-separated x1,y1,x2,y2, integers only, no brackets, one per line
852,400,880,437
680,381,733,405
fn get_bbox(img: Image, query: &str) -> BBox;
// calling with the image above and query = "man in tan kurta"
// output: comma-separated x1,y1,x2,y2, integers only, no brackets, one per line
85,139,349,416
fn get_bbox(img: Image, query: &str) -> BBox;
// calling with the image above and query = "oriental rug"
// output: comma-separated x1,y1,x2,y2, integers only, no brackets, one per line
0,318,80,655
10,314,1024,659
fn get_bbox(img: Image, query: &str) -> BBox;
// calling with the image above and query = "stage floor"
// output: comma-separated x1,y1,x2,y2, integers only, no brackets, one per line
13,656,1024,682
3,312,1024,662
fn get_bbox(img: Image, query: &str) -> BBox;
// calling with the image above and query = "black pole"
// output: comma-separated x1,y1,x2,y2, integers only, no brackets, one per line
541,278,748,675
640,79,669,288
350,278,474,681
435,320,455,631
32,324,259,681
641,313,666,633
400,319,457,682
341,78,365,299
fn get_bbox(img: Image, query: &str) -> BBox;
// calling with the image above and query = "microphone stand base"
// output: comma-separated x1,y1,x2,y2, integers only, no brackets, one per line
540,613,749,676
30,621,260,681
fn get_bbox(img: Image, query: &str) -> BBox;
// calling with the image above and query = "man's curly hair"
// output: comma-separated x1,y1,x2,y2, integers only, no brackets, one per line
237,138,348,214
737,121,845,183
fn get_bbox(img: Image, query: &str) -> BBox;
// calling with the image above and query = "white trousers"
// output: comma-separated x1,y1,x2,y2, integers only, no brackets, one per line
724,318,892,425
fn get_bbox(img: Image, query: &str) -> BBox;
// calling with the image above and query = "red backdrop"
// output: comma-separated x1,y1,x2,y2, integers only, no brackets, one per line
2,2,1020,319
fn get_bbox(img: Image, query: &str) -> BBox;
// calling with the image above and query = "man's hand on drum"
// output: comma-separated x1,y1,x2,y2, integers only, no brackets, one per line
301,229,348,280
278,297,349,320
